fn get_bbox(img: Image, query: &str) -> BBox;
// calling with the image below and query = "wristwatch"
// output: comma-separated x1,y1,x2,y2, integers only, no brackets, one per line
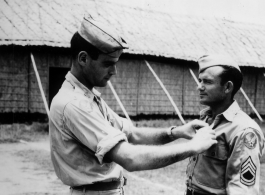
167,126,176,140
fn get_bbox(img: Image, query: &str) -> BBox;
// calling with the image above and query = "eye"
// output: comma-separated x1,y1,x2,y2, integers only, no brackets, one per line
103,62,116,67
204,80,213,84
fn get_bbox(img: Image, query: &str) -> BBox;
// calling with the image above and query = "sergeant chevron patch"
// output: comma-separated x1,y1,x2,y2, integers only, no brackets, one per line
240,156,256,186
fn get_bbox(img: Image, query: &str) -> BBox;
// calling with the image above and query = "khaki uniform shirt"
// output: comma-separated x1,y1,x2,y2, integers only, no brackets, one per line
186,101,264,195
49,72,133,186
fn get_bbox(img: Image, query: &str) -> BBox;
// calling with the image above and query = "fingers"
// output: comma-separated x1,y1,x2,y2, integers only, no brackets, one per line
191,126,217,153
191,119,209,130
197,126,216,137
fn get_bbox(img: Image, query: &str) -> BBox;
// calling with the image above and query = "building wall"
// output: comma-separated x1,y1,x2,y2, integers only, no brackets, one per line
0,46,72,115
98,58,205,116
0,46,264,122
0,47,29,112
256,70,265,114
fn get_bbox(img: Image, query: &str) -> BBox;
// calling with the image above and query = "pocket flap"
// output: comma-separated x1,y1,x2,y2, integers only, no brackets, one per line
203,143,228,160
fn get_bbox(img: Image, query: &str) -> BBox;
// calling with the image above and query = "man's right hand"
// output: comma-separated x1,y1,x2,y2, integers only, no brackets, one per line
190,126,217,154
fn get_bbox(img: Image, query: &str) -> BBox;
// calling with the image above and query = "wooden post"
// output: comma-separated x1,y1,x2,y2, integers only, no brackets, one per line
30,53,50,118
240,88,263,122
189,68,200,86
189,68,263,122
107,81,133,124
144,60,186,124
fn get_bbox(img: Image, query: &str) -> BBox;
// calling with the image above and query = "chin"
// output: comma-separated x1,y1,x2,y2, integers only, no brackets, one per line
98,82,108,87
199,100,210,106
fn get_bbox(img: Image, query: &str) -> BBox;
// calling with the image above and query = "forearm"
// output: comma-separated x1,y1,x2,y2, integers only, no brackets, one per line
107,141,196,172
128,126,171,145
128,124,196,145
129,142,195,171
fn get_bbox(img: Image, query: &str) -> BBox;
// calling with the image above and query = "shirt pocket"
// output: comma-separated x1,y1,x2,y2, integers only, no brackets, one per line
194,143,228,189
204,142,228,160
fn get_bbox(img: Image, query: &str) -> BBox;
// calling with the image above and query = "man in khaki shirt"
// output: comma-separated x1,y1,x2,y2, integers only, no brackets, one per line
185,54,265,195
49,16,217,195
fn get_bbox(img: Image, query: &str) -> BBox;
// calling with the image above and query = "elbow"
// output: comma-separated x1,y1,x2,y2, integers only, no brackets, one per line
123,163,141,172
124,165,135,172
108,141,147,172
120,155,143,172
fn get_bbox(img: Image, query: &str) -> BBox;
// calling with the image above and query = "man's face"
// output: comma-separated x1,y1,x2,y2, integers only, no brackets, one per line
84,53,119,88
198,66,226,106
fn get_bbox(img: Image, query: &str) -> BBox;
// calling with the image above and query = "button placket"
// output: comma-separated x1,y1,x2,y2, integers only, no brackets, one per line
94,96,105,117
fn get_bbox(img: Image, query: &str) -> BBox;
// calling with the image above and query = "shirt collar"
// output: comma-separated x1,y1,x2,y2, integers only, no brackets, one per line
65,71,101,99
222,100,241,121
200,100,241,122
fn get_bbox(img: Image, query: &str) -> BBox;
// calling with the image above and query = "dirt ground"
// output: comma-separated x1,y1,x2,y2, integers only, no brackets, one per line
0,140,69,195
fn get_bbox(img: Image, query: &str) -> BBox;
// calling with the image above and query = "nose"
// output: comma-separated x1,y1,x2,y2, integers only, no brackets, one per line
110,65,117,76
197,82,205,91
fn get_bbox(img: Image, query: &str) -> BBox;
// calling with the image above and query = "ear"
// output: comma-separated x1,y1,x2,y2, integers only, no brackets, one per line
77,51,90,66
224,81,234,94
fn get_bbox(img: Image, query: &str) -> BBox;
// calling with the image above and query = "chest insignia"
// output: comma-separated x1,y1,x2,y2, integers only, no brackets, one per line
240,156,256,186
243,132,257,149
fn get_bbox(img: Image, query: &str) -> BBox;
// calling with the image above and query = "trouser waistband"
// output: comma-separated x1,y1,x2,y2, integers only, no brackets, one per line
71,177,127,191
186,188,216,195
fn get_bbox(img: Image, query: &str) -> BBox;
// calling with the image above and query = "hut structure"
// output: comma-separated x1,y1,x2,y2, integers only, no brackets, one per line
0,0,265,123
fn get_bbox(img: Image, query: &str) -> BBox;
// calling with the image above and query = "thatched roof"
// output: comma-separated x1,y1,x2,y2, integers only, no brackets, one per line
0,0,265,68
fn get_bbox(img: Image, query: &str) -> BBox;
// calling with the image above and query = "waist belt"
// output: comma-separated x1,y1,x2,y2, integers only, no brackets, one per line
186,188,216,195
72,177,127,191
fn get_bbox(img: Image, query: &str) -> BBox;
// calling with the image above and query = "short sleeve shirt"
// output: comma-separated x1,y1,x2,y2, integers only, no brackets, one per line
49,72,133,186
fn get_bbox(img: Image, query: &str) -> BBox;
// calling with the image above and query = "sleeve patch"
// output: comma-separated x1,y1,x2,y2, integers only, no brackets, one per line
240,156,256,186
243,132,257,149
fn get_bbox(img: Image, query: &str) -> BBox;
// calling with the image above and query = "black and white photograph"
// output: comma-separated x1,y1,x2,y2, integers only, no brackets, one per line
0,0,265,194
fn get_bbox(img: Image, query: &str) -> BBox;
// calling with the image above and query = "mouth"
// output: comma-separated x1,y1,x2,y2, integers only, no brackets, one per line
104,77,111,81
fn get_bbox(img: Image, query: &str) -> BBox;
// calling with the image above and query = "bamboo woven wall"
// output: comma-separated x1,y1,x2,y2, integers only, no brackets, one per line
256,71,265,114
234,67,265,115
0,47,72,114
98,59,185,116
0,46,264,118
0,47,29,112
181,66,205,115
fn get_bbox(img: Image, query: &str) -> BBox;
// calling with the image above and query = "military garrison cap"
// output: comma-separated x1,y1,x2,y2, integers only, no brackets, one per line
198,54,241,73
78,15,128,58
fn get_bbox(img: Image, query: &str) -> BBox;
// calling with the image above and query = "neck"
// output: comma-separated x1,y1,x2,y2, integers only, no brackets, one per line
70,66,93,91
210,99,234,119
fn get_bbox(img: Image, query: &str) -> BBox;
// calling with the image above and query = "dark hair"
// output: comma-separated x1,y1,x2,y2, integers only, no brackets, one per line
70,32,101,60
219,66,243,98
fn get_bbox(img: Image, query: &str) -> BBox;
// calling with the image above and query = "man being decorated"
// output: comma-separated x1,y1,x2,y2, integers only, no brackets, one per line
185,54,265,195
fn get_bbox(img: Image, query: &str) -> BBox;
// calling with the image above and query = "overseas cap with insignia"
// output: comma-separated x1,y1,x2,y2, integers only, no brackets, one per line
198,54,241,73
78,15,128,58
